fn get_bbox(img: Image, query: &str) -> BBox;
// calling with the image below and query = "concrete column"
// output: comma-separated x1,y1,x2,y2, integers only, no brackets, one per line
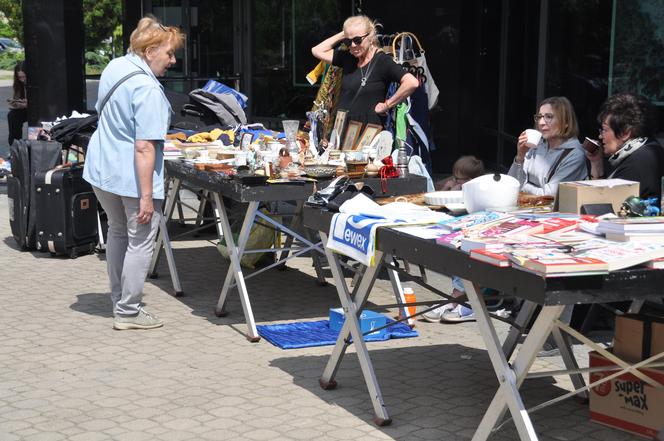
22,0,85,125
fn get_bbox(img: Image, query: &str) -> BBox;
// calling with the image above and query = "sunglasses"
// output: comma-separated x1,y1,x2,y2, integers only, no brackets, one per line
342,33,369,46
533,113,555,123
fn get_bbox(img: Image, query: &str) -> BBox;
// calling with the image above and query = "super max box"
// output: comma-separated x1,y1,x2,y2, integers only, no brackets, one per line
589,351,664,438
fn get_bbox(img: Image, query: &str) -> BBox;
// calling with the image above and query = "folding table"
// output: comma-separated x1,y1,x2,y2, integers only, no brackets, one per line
150,159,427,341
303,205,664,440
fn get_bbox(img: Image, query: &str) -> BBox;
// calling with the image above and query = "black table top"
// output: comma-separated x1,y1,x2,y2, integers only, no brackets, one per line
303,206,664,306
165,159,428,203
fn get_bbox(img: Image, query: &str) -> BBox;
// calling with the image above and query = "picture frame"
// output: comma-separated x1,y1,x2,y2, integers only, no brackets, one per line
240,132,254,150
331,109,348,149
341,120,363,150
355,123,382,150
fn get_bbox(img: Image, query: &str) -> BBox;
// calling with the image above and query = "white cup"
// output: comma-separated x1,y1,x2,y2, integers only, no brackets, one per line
198,150,209,161
525,129,542,148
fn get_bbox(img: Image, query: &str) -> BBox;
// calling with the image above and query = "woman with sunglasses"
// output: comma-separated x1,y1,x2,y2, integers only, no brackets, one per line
586,93,663,199
508,96,588,196
311,15,419,129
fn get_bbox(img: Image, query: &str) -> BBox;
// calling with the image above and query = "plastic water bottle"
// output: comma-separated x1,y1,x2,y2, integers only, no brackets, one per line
399,287,417,323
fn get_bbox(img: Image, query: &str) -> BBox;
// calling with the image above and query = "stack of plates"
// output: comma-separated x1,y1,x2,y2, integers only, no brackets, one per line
423,191,463,206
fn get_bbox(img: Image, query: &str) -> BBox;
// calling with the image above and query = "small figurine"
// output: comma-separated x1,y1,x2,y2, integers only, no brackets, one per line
619,196,661,217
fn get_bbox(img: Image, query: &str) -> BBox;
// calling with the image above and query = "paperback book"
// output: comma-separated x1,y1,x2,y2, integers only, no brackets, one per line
436,211,511,233
597,217,664,235
469,249,511,267
576,241,664,271
520,256,608,275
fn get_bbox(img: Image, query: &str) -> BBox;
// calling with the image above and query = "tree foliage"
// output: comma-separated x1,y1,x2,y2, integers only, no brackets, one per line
82,0,121,51
0,0,23,43
0,0,121,50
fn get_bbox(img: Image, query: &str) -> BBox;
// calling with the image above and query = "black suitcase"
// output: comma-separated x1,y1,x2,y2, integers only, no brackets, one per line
33,166,98,258
7,140,62,249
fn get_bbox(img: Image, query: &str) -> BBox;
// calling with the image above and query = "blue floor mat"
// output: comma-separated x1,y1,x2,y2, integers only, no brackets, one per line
256,319,418,349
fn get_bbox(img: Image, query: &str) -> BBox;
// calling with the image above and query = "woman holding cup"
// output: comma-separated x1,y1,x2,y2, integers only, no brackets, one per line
585,93,663,199
508,96,588,196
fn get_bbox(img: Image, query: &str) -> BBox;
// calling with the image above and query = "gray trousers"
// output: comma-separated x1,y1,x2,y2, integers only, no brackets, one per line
93,187,162,316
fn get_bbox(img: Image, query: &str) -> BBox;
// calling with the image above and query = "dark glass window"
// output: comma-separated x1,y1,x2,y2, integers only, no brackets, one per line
251,0,351,123
546,0,612,140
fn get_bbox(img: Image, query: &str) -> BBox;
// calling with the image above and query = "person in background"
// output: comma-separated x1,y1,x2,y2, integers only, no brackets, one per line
7,61,27,148
437,155,485,191
422,156,484,323
586,93,664,199
311,15,419,129
508,96,588,196
83,16,184,330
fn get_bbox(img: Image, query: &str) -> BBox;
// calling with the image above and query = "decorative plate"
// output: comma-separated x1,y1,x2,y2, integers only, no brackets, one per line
303,164,337,179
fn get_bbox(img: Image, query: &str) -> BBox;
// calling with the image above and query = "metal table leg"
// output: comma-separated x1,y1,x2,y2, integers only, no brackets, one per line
318,231,391,426
466,275,564,441
213,196,260,342
148,177,184,296
502,300,537,359
385,253,414,327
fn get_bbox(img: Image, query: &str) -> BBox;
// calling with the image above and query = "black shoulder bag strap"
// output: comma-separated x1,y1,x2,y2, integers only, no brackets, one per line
98,70,147,115
547,148,573,182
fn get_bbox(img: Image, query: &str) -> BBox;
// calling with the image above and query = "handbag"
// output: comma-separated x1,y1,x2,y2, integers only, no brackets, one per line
392,32,439,109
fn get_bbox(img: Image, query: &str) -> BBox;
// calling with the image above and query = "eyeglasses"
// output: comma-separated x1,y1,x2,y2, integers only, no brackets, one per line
342,33,369,46
533,113,555,123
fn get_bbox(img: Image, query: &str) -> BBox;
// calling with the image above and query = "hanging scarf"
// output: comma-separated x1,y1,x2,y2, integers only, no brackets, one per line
608,137,648,171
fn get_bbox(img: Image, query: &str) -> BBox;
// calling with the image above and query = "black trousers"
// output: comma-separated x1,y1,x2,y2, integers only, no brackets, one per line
7,108,27,147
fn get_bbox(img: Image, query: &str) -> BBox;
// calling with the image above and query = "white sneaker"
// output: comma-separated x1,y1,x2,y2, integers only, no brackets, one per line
422,303,454,323
113,309,163,330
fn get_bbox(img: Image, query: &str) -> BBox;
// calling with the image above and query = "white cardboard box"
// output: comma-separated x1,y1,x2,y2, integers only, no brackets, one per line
557,179,639,214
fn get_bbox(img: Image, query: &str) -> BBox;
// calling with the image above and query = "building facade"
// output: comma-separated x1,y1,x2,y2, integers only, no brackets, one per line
25,0,664,173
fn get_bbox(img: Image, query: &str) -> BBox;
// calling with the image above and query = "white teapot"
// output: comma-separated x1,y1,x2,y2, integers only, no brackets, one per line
462,173,520,213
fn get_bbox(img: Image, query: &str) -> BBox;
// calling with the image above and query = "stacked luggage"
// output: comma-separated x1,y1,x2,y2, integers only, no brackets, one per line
7,139,98,258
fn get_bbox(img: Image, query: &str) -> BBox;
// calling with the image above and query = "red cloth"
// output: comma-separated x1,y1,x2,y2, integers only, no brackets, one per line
379,156,399,192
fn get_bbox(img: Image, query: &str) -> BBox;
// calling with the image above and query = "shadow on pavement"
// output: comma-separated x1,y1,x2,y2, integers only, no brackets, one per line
70,292,113,318
270,344,592,441
146,244,365,327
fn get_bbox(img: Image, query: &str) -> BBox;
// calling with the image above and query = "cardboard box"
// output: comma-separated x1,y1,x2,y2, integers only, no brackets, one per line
329,308,387,338
589,351,664,438
614,314,664,363
557,179,639,214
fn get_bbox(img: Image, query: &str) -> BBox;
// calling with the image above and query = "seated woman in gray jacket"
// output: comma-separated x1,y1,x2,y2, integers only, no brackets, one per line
508,96,588,196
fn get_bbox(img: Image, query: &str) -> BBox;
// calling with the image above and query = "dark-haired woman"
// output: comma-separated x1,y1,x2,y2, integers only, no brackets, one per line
586,93,664,199
7,61,27,147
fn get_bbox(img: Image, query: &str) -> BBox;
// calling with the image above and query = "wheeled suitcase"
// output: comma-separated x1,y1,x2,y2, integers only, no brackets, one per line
7,140,62,249
33,165,98,258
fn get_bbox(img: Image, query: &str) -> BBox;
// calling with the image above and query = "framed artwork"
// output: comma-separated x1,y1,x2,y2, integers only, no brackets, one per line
240,132,254,150
331,110,348,149
341,120,363,150
355,123,382,149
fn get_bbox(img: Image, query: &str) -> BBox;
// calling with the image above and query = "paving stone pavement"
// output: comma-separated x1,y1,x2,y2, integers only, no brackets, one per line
0,188,642,441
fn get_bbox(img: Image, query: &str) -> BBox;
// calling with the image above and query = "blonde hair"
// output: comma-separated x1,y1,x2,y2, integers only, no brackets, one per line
129,16,184,57
535,96,579,139
343,15,380,46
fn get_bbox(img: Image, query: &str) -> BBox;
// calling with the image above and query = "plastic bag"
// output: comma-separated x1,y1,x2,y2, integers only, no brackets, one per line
202,79,248,109
217,209,280,269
